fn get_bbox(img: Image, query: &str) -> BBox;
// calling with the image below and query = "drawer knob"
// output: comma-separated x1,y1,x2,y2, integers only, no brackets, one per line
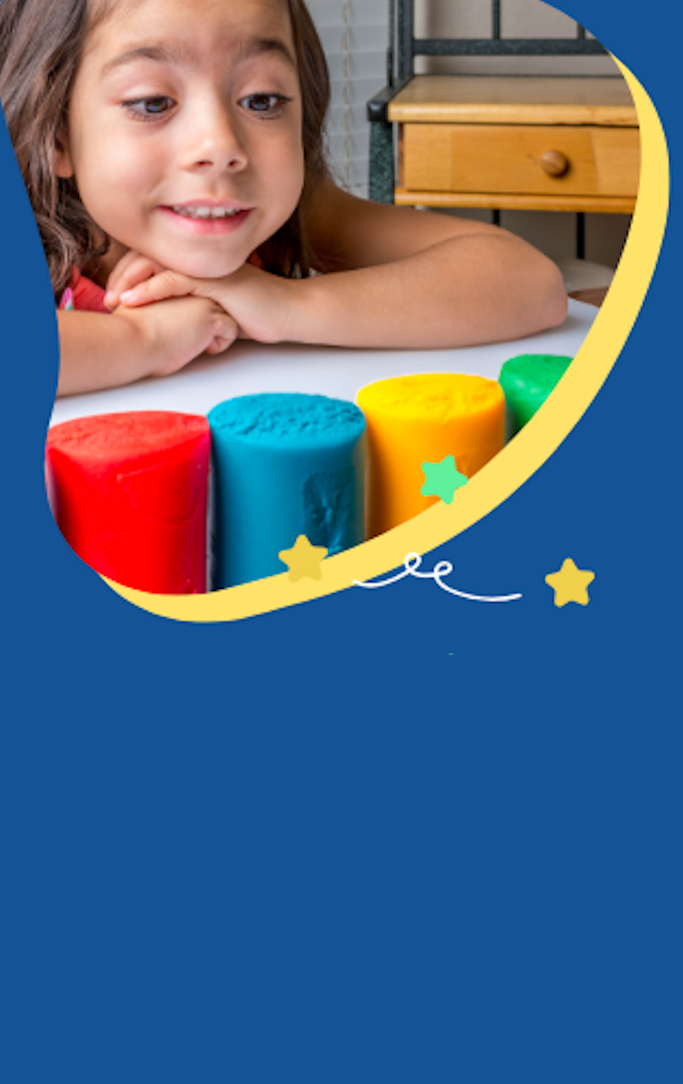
541,150,569,177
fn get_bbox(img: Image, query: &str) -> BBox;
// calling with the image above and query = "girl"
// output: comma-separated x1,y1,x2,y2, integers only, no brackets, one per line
0,0,567,398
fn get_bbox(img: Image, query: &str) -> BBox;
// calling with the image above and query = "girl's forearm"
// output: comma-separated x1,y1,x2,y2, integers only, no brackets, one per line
285,234,567,349
56,299,235,397
56,310,151,397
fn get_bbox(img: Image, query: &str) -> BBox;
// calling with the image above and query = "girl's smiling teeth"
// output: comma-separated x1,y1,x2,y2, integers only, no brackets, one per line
159,204,255,238
169,205,249,219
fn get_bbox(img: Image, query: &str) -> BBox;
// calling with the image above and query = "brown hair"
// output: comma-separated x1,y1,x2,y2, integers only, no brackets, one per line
0,0,330,300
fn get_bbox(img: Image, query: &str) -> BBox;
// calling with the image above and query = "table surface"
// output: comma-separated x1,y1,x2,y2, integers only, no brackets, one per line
50,298,597,426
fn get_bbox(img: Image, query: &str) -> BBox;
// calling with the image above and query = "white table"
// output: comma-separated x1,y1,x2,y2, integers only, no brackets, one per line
50,299,596,425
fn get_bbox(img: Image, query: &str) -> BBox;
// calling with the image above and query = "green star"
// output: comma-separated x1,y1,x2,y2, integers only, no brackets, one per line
421,455,468,504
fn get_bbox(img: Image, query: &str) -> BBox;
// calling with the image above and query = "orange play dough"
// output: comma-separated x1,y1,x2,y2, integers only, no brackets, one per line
357,373,505,536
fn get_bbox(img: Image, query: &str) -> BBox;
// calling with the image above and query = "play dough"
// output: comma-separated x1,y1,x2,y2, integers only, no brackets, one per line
208,393,366,588
498,354,573,437
46,412,210,593
357,373,505,536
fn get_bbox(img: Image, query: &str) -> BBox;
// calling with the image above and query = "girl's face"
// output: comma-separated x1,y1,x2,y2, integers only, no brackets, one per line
55,0,305,278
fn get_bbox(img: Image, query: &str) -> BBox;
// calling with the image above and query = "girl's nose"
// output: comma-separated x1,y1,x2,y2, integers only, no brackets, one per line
183,100,247,173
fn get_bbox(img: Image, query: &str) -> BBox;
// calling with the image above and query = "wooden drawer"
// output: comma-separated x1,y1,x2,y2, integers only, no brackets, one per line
401,123,640,199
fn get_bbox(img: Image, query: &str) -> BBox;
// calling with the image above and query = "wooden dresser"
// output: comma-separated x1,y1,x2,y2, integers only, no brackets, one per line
388,75,639,215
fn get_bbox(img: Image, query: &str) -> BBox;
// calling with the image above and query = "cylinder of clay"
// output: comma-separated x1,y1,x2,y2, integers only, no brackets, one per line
357,373,505,537
46,411,211,593
208,393,366,588
498,354,573,438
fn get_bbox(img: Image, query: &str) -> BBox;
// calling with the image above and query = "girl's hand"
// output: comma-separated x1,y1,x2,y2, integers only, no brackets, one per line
105,251,240,366
56,295,239,397
113,294,239,375
108,262,294,345
104,250,165,310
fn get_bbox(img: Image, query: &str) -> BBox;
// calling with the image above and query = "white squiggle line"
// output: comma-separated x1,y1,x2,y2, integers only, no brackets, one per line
353,553,522,604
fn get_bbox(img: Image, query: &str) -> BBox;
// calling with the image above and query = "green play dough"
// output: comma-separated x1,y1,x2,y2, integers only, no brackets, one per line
498,354,573,437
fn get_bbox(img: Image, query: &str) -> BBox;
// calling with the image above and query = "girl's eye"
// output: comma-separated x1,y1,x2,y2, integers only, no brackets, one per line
239,93,290,117
122,96,175,120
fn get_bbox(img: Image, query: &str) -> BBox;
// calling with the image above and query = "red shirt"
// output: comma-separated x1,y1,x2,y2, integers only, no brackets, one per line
58,268,109,313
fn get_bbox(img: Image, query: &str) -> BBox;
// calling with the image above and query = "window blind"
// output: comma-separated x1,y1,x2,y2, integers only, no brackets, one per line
305,0,389,198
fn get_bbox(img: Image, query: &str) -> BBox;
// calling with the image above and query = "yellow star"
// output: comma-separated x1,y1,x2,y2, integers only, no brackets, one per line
279,535,328,582
545,558,595,608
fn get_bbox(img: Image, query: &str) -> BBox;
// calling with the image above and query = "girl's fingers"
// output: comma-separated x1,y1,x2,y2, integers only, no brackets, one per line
205,315,239,355
106,248,144,284
105,262,161,306
118,270,193,307
105,255,166,307
105,250,148,294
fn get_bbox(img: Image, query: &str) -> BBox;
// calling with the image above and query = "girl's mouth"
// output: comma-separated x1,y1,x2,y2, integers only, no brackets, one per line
159,205,253,233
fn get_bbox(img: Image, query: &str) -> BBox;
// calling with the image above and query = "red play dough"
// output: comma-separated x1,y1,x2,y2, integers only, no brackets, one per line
46,412,211,593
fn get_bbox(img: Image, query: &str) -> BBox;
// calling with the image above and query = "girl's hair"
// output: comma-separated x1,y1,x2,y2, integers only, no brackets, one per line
0,0,330,300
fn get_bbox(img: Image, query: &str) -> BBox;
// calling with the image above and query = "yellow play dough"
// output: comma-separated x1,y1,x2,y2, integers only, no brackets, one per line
357,373,505,536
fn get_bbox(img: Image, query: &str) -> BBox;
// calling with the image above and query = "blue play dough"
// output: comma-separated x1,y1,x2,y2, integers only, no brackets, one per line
208,393,366,588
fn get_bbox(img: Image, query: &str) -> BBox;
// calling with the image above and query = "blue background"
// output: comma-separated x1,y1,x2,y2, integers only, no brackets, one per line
2,2,680,1080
